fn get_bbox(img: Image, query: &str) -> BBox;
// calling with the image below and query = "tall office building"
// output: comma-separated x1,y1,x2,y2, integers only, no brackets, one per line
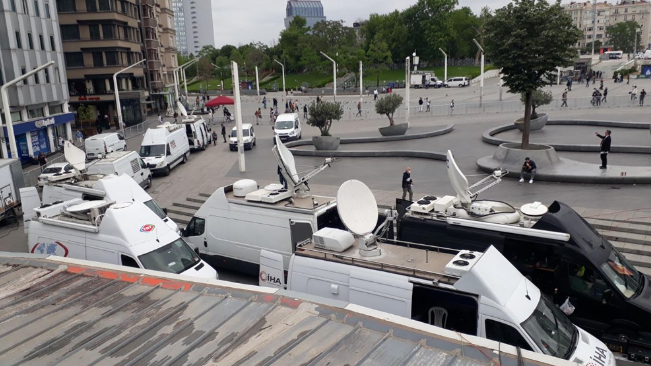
0,0,74,160
172,0,187,55
181,0,216,56
284,0,326,29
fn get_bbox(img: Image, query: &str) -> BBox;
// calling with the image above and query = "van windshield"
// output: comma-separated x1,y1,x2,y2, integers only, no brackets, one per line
138,238,200,274
600,249,641,298
140,145,165,157
521,294,576,359
143,199,166,219
231,130,250,137
275,120,293,129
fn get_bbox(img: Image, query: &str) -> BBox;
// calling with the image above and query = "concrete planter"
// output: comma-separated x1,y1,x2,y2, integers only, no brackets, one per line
379,123,409,136
490,143,560,173
312,136,340,150
514,113,548,131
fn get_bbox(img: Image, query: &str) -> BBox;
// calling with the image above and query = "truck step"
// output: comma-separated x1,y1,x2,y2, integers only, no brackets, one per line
186,196,207,204
172,201,202,210
199,192,212,198
166,205,197,218
167,212,190,226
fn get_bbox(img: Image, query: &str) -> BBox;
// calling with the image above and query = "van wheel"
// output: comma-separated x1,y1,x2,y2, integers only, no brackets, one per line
146,176,152,189
164,166,171,176
253,139,256,147
182,153,188,164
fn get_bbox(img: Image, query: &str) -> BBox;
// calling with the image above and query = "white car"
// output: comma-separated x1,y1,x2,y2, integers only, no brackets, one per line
429,77,446,88
38,163,73,186
446,77,470,87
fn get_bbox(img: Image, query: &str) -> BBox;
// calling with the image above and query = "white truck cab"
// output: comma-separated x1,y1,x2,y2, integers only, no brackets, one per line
273,113,302,143
229,124,256,151
27,198,218,279
140,123,190,176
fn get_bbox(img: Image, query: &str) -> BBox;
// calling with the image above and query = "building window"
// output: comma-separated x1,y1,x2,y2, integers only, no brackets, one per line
44,68,50,83
34,0,40,16
27,33,34,49
15,31,22,49
22,0,28,14
89,24,100,39
64,52,84,67
50,35,55,51
98,0,111,11
28,107,45,119
33,68,39,84
86,0,96,11
21,67,27,84
93,52,104,66
10,0,16,11
105,51,118,65
39,34,44,49
102,24,114,39
121,1,126,13
50,104,63,114
60,25,80,40
56,0,75,12
45,2,50,17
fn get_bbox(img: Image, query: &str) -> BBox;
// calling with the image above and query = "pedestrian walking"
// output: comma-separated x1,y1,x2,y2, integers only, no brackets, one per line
631,85,638,100
158,114,163,124
262,96,267,109
426,98,431,112
255,108,262,125
303,104,308,119
450,100,454,114
58,136,65,151
418,97,423,112
585,76,590,87
561,90,568,107
566,79,572,91
273,97,278,109
356,101,362,116
270,108,275,124
602,88,608,103
640,89,647,106
519,157,537,184
374,89,378,101
75,130,83,146
221,123,227,143
95,116,102,134
212,131,217,146
401,167,414,202
599,79,603,90
209,109,214,124
38,152,47,166
595,130,611,169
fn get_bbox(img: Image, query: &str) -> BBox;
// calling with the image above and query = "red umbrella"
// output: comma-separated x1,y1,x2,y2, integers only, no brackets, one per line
205,95,235,108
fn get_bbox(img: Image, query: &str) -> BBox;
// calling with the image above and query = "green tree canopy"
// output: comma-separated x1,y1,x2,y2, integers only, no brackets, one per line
484,0,580,148
375,94,404,126
306,101,344,136
606,21,641,53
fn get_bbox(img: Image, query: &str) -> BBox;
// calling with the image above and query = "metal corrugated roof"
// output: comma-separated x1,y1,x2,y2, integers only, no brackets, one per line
0,254,576,366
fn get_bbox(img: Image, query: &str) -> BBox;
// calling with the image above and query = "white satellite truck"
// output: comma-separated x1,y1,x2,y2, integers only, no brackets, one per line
259,179,615,366
26,198,218,279
182,136,342,274
21,142,180,233
139,122,190,176
177,102,211,151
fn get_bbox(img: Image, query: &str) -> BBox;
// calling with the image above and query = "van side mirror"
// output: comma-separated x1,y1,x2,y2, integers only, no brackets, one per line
180,228,186,237
271,126,274,130
603,289,613,304
163,207,168,215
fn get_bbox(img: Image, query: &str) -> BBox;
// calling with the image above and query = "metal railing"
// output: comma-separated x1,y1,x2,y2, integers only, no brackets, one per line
22,153,67,188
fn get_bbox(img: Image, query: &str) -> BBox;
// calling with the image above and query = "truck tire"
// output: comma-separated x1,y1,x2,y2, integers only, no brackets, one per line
146,176,152,189
182,153,188,164
164,165,171,176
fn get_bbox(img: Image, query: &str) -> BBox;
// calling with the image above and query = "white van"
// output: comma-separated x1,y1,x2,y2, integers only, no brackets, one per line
446,77,470,87
26,198,218,279
85,133,126,159
183,119,211,151
85,151,152,189
229,123,256,151
140,123,190,176
273,113,302,143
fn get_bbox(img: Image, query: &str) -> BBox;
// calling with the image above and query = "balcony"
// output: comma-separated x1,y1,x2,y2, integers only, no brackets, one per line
148,60,161,70
142,17,157,28
145,38,160,49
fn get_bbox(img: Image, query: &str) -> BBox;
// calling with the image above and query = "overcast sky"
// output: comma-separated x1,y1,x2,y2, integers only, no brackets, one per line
213,0,514,47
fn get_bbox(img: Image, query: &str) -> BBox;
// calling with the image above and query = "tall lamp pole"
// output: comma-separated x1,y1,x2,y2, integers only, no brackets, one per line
114,59,145,135
359,61,363,104
591,0,597,57
1,61,55,159
231,61,245,172
320,52,337,101
439,48,448,83
405,56,410,127
211,63,226,91
273,59,285,94
473,39,484,107
180,58,199,99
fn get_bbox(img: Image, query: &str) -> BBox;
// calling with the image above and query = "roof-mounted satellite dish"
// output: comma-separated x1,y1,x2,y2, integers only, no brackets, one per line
64,140,86,172
337,180,378,235
274,136,300,185
446,150,471,206
177,101,188,117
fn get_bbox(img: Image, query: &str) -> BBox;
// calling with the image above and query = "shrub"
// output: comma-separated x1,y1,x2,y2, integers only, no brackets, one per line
375,94,404,126
306,101,344,136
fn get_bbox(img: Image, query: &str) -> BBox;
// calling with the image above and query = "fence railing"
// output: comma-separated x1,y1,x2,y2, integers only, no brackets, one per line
22,153,67,188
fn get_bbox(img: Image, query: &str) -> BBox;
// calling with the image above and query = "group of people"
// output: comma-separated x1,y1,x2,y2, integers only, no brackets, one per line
418,97,432,112
629,85,647,105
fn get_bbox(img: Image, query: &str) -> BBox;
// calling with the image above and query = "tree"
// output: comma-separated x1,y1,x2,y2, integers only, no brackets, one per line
375,94,404,126
484,0,581,149
306,101,344,136
448,7,479,59
366,37,392,86
606,21,641,53
519,89,552,119
402,0,457,61
197,45,219,60
472,7,492,64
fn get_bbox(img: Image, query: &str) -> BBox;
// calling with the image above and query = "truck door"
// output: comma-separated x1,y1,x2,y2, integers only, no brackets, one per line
19,187,41,234
349,268,413,318
290,220,313,250
259,249,285,289
480,315,535,352
183,217,206,253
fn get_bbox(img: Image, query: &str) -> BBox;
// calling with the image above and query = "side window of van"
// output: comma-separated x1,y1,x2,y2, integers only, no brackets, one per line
131,159,141,174
294,120,299,129
565,260,607,300
186,217,206,236
485,319,532,351
250,126,254,134
139,158,147,169
118,134,125,140
121,254,140,268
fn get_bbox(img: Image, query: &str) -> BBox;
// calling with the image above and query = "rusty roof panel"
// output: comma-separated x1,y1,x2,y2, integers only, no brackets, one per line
0,255,577,366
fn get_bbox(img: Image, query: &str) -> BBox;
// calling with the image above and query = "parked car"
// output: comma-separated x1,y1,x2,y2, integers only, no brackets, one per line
446,77,470,87
37,163,73,186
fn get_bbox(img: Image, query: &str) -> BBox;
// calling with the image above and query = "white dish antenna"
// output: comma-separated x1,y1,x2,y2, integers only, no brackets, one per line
177,101,188,117
64,140,86,172
336,180,378,235
274,136,300,185
66,200,109,213
446,150,471,206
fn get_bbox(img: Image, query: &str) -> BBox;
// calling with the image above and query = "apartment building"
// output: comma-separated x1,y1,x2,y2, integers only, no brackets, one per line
142,0,177,109
181,0,216,56
610,0,651,50
171,0,187,55
0,0,74,161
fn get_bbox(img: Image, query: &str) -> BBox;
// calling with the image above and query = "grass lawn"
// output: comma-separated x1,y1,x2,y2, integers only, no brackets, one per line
364,65,494,86
259,72,333,90
186,78,233,92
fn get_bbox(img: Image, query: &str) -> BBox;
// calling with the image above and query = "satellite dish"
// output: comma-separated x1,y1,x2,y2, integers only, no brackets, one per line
177,101,188,117
66,200,108,213
64,141,86,172
446,150,471,206
274,136,299,185
111,202,133,210
336,180,378,235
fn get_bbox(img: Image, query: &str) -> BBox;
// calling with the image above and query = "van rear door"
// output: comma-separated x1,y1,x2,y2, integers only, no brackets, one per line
20,187,41,233
259,249,285,289
349,268,413,318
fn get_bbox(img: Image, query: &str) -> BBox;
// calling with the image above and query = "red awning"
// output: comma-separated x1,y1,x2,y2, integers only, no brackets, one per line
205,95,235,107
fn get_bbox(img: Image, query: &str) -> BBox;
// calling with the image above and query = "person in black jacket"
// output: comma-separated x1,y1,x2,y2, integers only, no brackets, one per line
595,130,611,169
221,123,227,143
519,157,537,184
401,167,414,201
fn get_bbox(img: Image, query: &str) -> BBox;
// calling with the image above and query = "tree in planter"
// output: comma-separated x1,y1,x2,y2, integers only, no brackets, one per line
484,0,581,149
375,94,404,126
306,101,344,136
519,89,552,120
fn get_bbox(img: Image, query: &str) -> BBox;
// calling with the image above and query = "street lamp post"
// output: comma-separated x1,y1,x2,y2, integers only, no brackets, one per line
359,61,363,104
1,61,55,159
439,48,448,83
231,61,245,172
405,56,410,127
320,52,337,101
211,63,226,91
180,58,199,99
255,66,260,96
273,59,285,94
473,39,484,107
114,59,146,135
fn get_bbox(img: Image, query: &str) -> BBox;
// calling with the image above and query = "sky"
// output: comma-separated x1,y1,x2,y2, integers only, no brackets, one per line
212,0,513,48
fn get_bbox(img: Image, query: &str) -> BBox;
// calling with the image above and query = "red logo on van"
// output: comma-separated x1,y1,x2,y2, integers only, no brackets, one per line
31,242,69,257
140,224,155,232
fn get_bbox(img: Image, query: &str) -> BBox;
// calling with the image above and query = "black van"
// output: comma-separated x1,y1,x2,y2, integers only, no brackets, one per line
397,200,651,357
